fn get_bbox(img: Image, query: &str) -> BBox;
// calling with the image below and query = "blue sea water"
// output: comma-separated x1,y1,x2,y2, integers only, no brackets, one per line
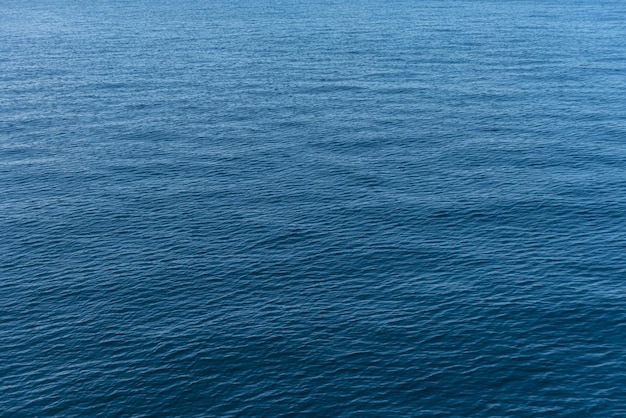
1,0,626,415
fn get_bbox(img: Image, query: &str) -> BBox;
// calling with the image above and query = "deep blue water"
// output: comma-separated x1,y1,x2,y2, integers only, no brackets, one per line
2,0,626,415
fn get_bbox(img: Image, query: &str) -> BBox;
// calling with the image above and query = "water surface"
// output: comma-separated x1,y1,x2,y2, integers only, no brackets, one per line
2,0,626,416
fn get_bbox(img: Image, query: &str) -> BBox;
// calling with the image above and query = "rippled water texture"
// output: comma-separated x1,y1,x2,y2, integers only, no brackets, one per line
2,0,626,415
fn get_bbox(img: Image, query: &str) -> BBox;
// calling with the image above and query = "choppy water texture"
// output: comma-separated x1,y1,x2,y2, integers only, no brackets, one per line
2,0,626,416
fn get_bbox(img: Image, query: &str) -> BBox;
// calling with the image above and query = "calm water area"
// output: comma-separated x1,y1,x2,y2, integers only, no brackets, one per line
2,0,626,415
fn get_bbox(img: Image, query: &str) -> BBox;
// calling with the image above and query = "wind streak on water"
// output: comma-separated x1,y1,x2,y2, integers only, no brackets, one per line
1,0,626,416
